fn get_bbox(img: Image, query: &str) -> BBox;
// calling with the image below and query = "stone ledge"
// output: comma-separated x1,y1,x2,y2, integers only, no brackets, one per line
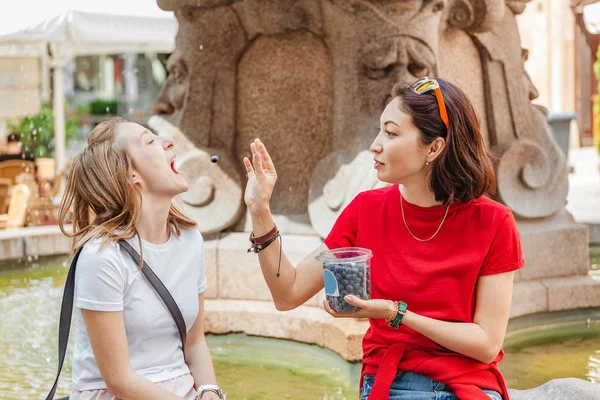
517,218,589,282
204,299,368,361
213,233,325,306
511,275,600,317
511,280,548,318
508,378,600,399
0,225,71,262
542,274,600,311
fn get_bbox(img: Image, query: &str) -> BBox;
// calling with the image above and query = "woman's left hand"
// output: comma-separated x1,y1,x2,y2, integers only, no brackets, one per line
323,295,395,319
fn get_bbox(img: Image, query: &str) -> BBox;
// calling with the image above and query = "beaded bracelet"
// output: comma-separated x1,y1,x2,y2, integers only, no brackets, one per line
386,301,407,329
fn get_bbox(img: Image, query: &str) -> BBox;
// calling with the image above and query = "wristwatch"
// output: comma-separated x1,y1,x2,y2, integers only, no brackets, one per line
195,384,226,399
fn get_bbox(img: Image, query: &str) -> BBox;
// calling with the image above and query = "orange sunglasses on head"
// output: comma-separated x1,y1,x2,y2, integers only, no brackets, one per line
411,77,450,131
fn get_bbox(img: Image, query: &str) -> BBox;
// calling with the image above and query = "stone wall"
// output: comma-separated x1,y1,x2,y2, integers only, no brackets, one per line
150,0,600,360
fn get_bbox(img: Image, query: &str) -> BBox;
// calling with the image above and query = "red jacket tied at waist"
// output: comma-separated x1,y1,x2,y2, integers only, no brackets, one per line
363,343,509,400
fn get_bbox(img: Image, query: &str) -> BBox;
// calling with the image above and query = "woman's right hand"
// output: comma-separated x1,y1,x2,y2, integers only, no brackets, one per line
243,138,277,213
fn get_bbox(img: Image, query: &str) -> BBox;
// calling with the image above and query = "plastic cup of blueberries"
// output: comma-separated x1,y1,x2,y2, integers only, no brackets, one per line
315,247,372,313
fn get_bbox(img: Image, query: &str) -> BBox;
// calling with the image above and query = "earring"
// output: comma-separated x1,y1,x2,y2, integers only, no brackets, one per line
426,161,430,166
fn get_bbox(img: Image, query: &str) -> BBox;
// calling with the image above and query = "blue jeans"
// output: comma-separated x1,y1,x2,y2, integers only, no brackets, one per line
359,372,502,400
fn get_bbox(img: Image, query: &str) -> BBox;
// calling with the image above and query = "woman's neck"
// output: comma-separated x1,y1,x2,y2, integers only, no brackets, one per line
136,195,172,245
399,182,441,208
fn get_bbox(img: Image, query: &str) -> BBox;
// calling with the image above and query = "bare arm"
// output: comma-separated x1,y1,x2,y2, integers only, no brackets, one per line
243,139,326,311
185,293,220,397
81,309,184,400
402,271,514,364
333,270,515,364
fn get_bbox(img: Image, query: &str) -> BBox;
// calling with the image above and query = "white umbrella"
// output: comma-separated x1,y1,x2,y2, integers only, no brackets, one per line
0,2,177,171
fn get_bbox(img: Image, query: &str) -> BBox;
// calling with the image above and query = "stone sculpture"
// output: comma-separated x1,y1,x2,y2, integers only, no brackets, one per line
153,0,599,336
153,0,569,232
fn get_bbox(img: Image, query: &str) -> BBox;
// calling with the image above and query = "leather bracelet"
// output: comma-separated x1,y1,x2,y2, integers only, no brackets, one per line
248,223,280,253
249,224,278,244
247,232,280,253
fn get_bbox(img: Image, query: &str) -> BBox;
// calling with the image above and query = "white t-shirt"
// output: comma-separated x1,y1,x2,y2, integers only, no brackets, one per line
71,227,207,391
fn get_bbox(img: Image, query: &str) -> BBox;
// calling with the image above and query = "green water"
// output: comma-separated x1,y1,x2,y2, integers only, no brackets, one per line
1,252,600,398
0,256,359,399
501,309,600,389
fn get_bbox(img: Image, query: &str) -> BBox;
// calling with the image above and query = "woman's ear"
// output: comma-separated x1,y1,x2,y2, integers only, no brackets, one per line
428,137,446,162
131,170,141,185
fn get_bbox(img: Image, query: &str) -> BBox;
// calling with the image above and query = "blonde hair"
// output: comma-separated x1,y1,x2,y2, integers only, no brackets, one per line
58,117,197,259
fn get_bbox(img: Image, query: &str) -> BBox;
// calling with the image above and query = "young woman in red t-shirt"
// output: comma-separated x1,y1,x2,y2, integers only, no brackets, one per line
242,77,524,400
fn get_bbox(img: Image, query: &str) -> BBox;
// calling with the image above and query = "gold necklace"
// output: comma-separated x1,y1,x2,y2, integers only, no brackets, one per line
400,194,450,242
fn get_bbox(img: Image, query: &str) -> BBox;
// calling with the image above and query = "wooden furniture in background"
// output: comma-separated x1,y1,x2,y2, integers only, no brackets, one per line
0,178,10,214
0,159,36,185
0,184,31,229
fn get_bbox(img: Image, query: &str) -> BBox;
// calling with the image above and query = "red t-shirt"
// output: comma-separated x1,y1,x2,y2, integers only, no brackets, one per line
324,184,524,400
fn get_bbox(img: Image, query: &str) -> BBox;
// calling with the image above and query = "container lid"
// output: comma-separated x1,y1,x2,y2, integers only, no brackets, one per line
315,247,373,263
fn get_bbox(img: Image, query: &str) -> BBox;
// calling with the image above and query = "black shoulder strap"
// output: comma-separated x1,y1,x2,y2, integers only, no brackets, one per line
45,241,187,400
45,247,83,400
118,241,187,356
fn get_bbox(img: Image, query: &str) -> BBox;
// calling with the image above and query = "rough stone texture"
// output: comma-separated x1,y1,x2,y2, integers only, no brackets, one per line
0,235,23,260
471,9,569,219
236,31,333,214
203,237,219,299
153,0,574,250
0,225,68,261
508,378,600,400
146,1,598,378
542,275,600,312
203,299,368,361
516,212,590,282
216,233,325,306
510,281,547,318
25,233,70,257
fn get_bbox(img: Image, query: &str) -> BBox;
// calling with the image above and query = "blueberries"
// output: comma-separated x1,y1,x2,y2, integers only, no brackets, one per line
323,261,371,313
211,155,219,163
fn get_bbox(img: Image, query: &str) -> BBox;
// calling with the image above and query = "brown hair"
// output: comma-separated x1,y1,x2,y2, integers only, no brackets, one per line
58,117,197,259
392,79,496,205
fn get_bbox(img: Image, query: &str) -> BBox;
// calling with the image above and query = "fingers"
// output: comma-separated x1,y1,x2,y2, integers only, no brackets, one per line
253,148,264,176
256,139,275,171
250,139,267,176
243,156,254,175
344,295,366,308
323,300,339,317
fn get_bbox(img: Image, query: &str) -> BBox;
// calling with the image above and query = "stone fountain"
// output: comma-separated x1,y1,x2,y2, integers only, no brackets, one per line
149,0,600,365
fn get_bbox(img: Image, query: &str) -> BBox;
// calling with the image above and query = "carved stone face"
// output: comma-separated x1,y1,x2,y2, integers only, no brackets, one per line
360,36,437,113
152,49,188,127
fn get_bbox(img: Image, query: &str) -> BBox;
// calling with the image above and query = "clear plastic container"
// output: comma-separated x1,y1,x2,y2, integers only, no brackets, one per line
315,247,372,313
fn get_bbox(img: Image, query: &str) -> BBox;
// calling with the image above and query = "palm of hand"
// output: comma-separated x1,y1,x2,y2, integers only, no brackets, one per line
243,139,277,209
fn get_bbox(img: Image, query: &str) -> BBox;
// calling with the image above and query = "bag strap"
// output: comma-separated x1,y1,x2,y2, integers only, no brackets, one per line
45,240,187,400
45,247,83,400
118,241,187,356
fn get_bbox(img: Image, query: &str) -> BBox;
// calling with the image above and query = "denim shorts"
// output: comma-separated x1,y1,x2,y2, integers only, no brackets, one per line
360,371,502,400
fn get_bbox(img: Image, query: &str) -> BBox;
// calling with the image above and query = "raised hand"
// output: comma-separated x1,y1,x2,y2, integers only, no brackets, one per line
243,138,278,212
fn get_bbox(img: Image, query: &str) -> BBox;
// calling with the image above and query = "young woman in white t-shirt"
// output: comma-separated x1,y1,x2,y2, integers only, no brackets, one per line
58,117,224,400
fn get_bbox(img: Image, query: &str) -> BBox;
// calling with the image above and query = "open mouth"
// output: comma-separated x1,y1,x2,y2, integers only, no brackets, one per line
170,159,180,174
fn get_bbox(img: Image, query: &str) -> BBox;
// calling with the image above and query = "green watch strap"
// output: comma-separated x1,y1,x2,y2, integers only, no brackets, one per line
389,301,407,329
